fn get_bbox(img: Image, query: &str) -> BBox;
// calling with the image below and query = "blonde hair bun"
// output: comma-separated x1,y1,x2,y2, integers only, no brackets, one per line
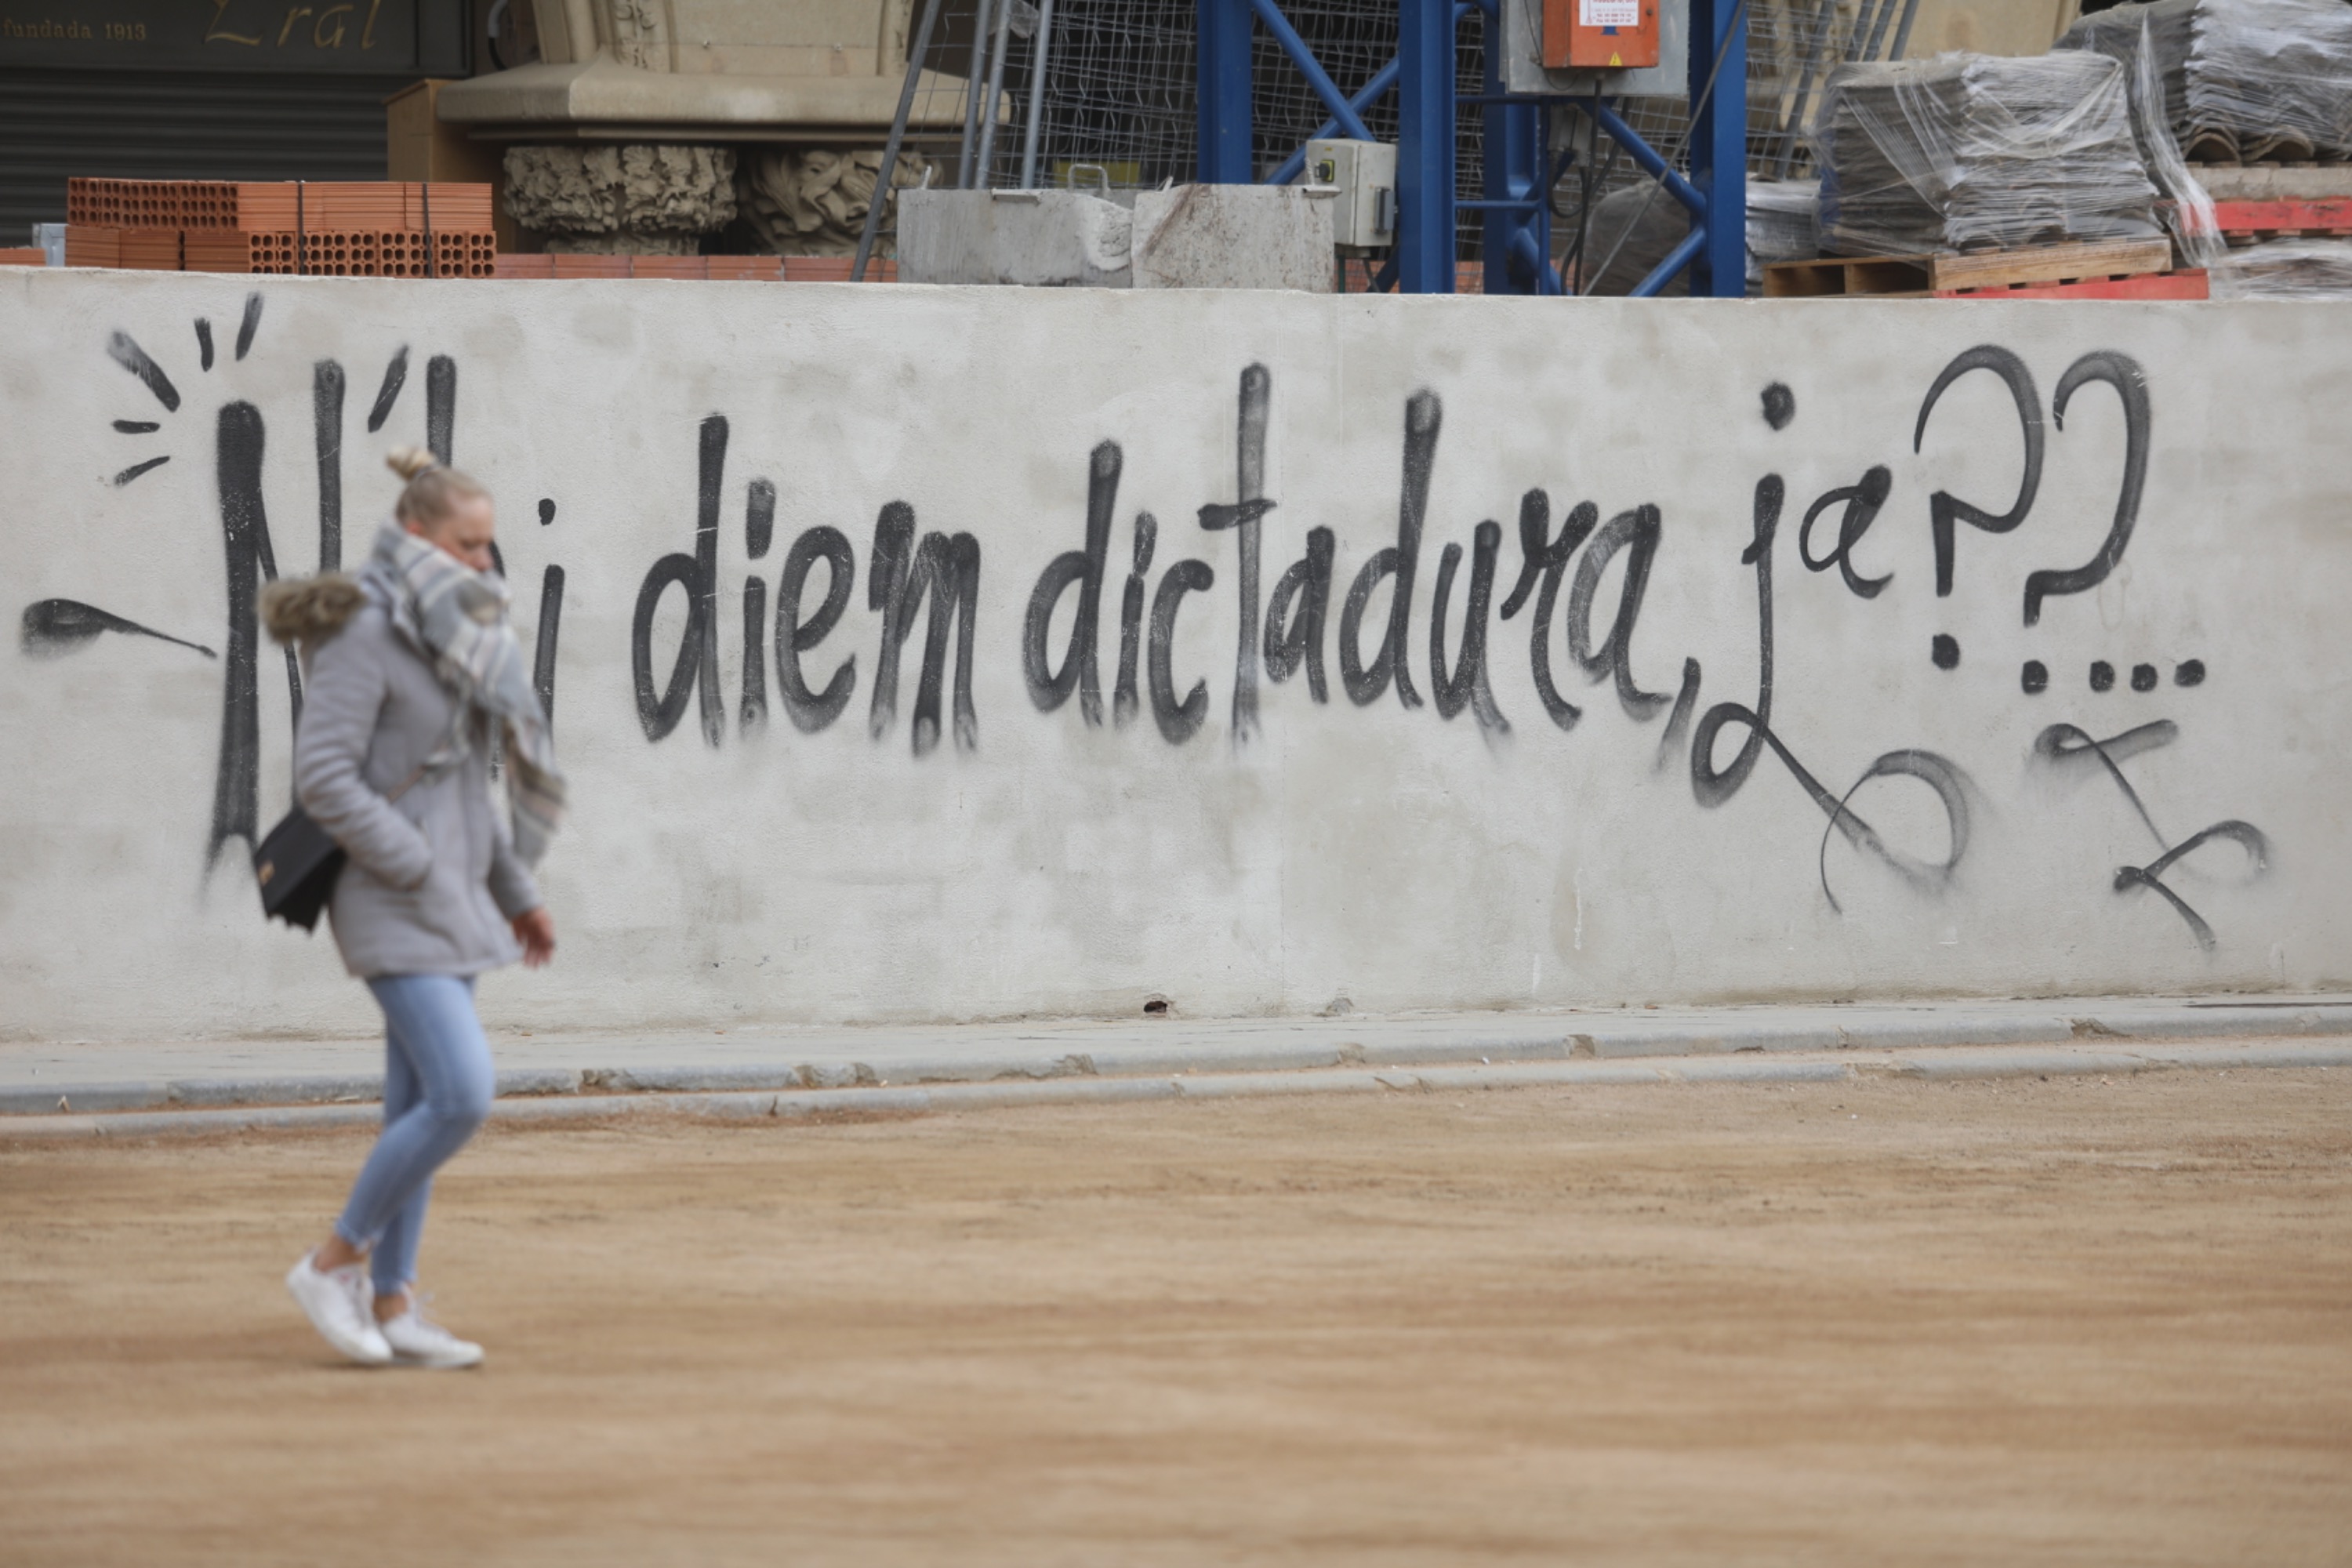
385,445,490,528
385,445,438,481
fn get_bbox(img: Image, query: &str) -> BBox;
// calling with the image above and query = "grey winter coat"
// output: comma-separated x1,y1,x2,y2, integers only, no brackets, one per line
281,579,541,978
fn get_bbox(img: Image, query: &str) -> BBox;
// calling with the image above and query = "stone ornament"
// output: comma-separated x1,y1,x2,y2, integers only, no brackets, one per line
503,146,739,255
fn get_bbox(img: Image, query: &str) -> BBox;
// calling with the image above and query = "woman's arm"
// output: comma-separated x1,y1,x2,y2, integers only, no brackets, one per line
292,621,434,891
487,772,554,966
485,801,542,923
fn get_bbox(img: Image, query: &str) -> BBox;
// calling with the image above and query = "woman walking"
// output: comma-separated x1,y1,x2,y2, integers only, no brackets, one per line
265,447,565,1369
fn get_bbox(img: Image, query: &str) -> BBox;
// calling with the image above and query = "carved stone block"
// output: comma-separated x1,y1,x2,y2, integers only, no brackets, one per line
503,144,739,254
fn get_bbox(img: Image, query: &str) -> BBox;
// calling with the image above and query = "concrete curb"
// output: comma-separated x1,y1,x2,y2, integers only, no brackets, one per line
5,1037,2345,1142
9,1003,2350,1120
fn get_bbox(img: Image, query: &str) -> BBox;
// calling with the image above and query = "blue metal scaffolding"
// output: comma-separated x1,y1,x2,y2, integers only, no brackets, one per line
1195,0,1746,297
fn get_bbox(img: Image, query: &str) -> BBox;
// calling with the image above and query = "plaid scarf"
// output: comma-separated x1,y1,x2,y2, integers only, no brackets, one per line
362,518,566,867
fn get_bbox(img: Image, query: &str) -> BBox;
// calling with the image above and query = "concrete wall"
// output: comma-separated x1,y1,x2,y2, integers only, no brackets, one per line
2,270,2347,1043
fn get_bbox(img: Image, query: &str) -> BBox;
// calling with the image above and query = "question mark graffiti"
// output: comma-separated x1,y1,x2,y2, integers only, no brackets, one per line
2025,351,2150,627
1914,344,2043,602
1917,347,2259,951
1913,344,2151,627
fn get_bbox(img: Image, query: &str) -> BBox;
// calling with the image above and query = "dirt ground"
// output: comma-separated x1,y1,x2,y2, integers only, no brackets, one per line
4,1069,2350,1566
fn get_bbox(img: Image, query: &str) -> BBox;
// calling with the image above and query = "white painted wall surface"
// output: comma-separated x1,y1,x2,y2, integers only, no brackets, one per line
1,270,2345,1043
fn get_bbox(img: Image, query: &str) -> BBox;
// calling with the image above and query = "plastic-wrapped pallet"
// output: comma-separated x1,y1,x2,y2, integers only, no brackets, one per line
1747,180,1820,286
2210,236,2352,296
2061,4,2226,267
1812,52,2162,256
2056,0,2196,132
2184,0,2352,162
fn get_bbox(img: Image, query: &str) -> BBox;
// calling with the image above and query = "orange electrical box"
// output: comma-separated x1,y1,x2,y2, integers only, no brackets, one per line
1543,0,1661,69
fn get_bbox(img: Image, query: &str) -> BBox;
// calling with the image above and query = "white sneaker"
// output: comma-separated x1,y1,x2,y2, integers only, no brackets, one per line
285,1250,392,1366
379,1304,484,1370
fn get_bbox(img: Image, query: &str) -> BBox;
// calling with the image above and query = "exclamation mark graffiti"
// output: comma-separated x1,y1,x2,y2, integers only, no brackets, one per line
742,477,775,732
210,401,298,866
534,499,564,732
314,361,344,572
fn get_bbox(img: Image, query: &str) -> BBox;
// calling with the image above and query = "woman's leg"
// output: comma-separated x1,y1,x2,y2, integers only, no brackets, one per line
332,975,493,1287
369,1005,431,1305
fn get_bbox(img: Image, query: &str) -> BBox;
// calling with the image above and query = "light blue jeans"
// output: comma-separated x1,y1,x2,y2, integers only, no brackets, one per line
335,975,495,1298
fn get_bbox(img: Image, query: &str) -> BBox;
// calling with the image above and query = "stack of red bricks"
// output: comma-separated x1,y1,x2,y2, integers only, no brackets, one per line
64,180,496,277
491,254,898,281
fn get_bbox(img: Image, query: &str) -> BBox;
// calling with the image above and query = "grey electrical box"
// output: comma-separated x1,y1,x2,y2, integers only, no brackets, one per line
1303,138,1398,249
1502,0,1688,97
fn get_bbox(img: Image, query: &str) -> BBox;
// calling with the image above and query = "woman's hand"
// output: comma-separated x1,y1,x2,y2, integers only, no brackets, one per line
512,906,556,968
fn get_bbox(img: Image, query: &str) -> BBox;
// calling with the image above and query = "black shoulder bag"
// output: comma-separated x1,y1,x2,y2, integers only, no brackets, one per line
253,767,426,931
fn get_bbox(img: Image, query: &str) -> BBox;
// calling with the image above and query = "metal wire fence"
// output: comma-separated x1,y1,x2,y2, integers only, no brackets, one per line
884,0,1909,264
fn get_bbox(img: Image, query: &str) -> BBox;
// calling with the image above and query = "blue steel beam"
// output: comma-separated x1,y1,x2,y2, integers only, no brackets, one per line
1264,59,1400,186
1247,0,1377,143
1396,0,1456,292
1197,0,1254,181
1686,0,1748,296
1589,102,1707,220
1479,3,1547,294
1262,4,1470,188
1630,223,1708,296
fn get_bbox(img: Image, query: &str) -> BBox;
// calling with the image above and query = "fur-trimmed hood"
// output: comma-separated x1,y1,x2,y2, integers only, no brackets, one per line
260,573,368,646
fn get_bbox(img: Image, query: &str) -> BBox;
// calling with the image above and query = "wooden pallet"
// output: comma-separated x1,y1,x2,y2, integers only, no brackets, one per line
1761,253,1933,297
1765,238,2176,299
1938,269,2209,301
2205,198,2352,239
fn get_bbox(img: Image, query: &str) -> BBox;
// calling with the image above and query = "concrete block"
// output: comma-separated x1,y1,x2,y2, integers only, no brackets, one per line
1131,184,1338,292
896,190,1134,287
4,268,2350,1042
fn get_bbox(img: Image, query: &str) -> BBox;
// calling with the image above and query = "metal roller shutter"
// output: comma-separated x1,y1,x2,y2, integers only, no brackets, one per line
0,68,423,238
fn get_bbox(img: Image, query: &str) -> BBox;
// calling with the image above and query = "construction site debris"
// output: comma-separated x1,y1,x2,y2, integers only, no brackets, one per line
1813,52,2162,257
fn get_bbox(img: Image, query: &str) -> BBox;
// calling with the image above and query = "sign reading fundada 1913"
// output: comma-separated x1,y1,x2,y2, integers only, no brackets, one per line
0,0,419,70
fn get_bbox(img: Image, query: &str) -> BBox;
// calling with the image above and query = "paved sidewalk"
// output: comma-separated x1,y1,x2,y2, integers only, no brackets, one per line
4,995,2348,1136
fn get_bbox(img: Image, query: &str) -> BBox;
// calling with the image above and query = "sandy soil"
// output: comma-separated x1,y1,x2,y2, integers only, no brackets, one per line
4,1069,2350,1566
